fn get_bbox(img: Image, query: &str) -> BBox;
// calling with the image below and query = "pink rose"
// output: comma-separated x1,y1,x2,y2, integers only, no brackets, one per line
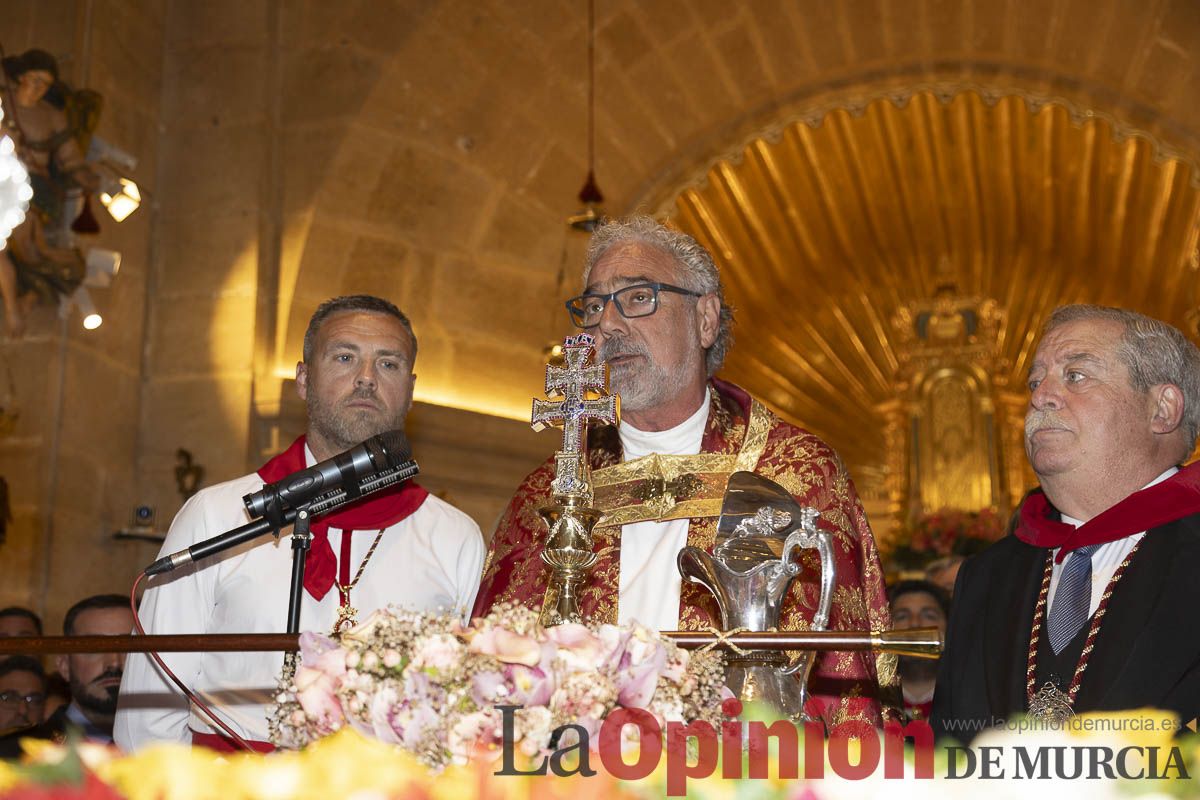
410,633,465,677
298,632,346,679
504,662,555,706
293,665,344,731
470,670,507,705
468,626,542,666
545,623,606,671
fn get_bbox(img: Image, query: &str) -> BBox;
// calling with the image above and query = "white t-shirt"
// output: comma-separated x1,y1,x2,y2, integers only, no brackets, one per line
114,447,484,751
616,390,710,631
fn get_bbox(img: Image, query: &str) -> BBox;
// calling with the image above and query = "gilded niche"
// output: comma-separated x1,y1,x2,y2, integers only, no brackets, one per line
885,284,1012,525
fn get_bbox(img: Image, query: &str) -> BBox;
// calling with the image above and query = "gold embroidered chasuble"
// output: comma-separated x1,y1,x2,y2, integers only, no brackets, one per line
472,378,900,726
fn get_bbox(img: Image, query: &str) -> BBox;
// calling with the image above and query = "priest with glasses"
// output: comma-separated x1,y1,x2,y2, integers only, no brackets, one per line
473,216,900,727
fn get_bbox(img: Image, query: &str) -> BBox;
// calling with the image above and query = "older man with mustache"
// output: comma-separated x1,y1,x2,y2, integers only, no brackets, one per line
474,216,899,727
933,304,1200,740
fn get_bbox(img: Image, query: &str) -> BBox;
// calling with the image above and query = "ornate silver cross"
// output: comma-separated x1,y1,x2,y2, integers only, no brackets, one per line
531,334,618,498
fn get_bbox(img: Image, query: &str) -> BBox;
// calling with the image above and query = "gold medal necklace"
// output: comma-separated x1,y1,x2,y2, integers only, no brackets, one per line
332,529,385,634
1025,540,1142,723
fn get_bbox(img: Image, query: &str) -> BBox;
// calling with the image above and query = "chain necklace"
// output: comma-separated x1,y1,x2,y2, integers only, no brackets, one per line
1025,539,1143,723
331,529,385,635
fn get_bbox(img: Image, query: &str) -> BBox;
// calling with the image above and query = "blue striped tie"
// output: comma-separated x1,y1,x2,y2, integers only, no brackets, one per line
1047,544,1103,655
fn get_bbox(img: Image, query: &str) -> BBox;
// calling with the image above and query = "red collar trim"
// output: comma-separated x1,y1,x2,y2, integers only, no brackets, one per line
257,436,428,599
1014,462,1200,562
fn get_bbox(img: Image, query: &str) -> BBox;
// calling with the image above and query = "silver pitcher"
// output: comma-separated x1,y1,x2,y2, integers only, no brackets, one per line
677,471,835,720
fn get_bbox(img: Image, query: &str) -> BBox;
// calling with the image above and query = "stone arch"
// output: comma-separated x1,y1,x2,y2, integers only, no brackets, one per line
271,0,1200,423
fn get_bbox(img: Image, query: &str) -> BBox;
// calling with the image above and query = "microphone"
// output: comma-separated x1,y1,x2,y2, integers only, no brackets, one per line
144,431,417,577
242,429,411,520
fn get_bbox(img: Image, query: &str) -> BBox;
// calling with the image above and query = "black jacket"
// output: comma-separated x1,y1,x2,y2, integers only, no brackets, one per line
931,516,1200,741
0,704,67,759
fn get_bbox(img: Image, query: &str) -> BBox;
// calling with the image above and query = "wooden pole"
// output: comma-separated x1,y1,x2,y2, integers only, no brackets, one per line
0,628,940,658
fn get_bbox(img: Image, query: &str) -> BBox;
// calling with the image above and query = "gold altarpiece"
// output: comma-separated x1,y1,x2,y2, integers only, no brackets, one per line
878,287,1031,530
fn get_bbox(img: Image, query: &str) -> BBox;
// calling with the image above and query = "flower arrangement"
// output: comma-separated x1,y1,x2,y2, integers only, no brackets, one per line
889,507,1005,570
268,603,728,770
3,711,1195,799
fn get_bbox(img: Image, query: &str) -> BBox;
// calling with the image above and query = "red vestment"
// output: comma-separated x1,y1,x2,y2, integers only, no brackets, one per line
473,379,900,726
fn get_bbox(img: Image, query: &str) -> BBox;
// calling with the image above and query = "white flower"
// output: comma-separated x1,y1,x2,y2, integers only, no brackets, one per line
516,706,555,756
447,708,502,763
410,633,465,679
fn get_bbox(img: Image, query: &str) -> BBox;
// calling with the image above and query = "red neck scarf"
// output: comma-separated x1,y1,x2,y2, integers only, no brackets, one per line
1015,461,1200,562
257,436,428,600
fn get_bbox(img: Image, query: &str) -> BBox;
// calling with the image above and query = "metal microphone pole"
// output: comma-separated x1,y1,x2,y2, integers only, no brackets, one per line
287,506,313,636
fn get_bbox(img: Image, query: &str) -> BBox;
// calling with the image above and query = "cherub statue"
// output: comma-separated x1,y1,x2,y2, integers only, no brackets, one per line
0,48,104,337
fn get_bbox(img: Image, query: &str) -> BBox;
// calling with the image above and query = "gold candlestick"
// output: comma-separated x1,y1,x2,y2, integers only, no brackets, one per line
530,334,618,625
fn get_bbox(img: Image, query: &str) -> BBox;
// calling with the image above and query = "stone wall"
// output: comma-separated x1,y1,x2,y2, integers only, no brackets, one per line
132,0,563,540
0,0,164,626
131,1,273,543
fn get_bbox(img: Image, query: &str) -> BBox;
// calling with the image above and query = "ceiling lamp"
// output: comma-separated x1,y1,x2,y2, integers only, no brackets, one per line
99,177,141,222
84,247,121,288
61,286,102,330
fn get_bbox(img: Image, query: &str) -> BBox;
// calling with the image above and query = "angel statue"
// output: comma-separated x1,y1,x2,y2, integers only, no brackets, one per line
0,48,105,338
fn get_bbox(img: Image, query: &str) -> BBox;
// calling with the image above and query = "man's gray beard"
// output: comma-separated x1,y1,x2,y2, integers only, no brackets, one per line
607,359,673,412
898,655,939,685
307,390,403,451
599,337,701,415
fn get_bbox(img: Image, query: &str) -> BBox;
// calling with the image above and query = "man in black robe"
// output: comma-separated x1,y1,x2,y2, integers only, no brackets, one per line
933,304,1200,740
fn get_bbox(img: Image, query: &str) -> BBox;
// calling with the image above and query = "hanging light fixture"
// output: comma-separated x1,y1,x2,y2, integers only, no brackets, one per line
567,0,605,232
84,247,121,288
61,285,103,330
99,177,141,222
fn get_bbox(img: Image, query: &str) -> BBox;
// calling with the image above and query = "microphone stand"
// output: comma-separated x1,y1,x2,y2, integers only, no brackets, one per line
282,506,313,677
287,506,313,636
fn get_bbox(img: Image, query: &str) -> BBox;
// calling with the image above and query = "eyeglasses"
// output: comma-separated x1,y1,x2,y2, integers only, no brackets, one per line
565,282,702,329
0,690,45,708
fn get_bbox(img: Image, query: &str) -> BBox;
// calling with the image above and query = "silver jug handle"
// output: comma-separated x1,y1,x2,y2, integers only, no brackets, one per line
778,507,835,677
